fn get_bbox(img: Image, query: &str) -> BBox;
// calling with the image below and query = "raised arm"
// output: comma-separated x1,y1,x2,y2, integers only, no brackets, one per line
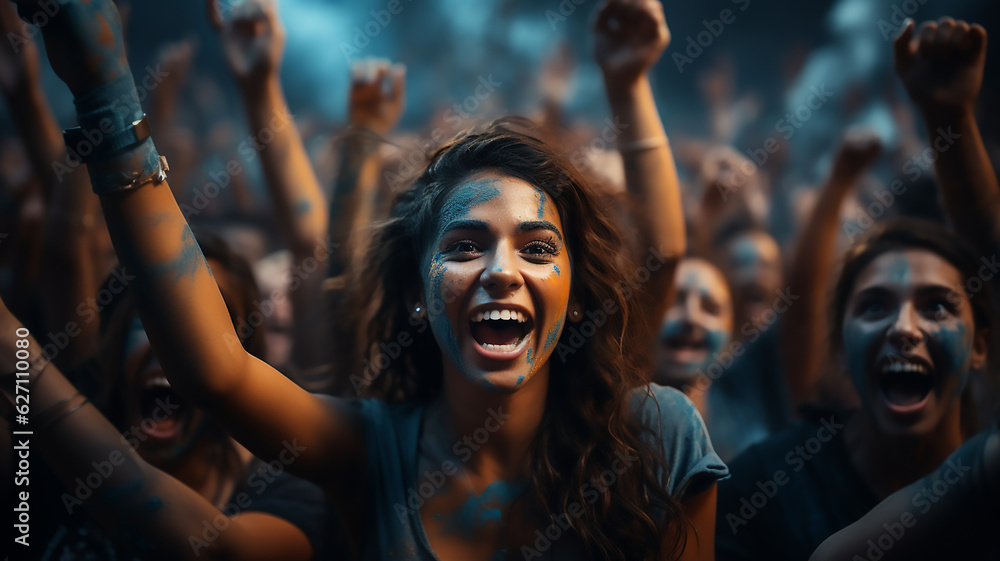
782,129,881,405
14,0,363,493
894,18,1000,255
209,0,333,374
1,0,101,369
327,58,405,280
0,299,314,561
595,0,685,328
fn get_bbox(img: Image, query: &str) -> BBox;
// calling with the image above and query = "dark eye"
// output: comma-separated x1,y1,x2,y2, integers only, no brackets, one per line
923,300,953,321
445,240,481,256
522,240,558,258
858,299,887,317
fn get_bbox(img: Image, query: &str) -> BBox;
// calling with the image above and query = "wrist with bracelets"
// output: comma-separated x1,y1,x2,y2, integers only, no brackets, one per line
65,73,168,195
33,391,90,435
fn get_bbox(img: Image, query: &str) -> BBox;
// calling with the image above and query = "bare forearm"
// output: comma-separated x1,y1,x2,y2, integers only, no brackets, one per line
923,107,1000,253
241,77,328,258
605,76,684,322
327,131,381,279
782,177,854,403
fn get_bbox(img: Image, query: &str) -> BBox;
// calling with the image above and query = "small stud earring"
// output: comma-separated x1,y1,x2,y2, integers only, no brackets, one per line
572,310,579,318
415,305,422,314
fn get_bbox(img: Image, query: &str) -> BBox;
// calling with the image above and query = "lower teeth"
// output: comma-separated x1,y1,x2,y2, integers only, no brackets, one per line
481,342,517,352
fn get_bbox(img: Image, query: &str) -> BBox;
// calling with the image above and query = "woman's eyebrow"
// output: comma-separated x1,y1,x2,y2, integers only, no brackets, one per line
441,219,489,236
516,220,563,242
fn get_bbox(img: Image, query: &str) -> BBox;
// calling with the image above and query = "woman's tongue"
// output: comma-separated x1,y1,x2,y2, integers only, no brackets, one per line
472,322,522,347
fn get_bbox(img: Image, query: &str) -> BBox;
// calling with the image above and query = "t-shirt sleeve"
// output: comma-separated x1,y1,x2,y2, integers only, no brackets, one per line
632,384,730,500
238,466,329,555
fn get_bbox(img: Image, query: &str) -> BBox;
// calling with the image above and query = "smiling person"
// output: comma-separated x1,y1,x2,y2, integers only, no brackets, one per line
14,0,726,560
715,218,992,560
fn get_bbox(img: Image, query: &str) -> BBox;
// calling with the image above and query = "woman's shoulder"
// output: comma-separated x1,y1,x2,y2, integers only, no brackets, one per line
630,384,729,499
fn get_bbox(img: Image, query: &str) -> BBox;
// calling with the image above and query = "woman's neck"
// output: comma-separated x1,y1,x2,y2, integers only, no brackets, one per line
437,365,549,483
845,408,965,498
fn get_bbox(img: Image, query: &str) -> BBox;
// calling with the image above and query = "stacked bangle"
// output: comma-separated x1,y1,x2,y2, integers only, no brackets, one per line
616,136,668,153
34,392,90,435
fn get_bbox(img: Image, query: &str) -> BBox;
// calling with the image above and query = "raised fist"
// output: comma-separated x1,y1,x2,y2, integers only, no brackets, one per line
594,0,670,84
894,18,987,113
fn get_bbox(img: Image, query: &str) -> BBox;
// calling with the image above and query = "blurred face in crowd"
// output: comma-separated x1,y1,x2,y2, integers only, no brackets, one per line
120,257,236,464
721,230,783,332
419,171,573,394
657,258,734,389
841,249,986,438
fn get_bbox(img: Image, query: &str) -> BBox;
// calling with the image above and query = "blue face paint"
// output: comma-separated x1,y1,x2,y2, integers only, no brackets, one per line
424,255,465,375
436,179,501,236
526,348,533,364
124,315,149,360
534,187,546,219
553,265,560,276
543,317,563,350
934,322,971,396
516,375,525,386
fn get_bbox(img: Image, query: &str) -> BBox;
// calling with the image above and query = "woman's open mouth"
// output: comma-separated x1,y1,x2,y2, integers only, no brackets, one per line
662,333,709,364
138,375,193,441
469,307,533,359
877,359,934,414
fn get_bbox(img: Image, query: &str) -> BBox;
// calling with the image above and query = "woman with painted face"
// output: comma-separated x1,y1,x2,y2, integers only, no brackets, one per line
13,0,726,560
715,219,995,561
0,232,330,561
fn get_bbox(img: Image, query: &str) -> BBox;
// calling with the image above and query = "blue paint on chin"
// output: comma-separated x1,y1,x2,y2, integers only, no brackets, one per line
516,375,525,386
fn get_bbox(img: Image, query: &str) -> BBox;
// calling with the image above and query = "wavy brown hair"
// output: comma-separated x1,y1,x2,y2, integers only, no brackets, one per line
346,118,688,560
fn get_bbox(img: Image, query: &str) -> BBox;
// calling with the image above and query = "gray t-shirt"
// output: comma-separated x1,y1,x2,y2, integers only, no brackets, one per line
355,384,728,560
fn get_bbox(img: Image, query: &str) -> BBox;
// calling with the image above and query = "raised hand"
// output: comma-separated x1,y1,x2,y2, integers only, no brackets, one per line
348,57,406,137
207,0,285,88
830,127,882,184
594,0,670,84
894,18,987,113
10,0,129,97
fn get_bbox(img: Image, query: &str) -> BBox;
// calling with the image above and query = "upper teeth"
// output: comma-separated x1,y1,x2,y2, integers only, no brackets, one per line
881,362,927,374
146,376,171,388
471,310,527,323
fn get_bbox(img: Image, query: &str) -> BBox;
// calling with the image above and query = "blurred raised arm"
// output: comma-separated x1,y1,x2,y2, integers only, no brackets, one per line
595,0,685,331
894,18,1000,255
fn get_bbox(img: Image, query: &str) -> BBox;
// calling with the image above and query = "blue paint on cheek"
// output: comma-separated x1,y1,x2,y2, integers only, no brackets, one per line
426,257,464,372
526,348,533,364
703,328,728,359
660,319,684,341
553,265,560,276
842,322,877,395
543,317,563,350
935,323,971,393
516,375,525,386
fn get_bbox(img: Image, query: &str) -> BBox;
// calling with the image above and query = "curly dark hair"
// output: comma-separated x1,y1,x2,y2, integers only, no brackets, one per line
345,118,688,560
